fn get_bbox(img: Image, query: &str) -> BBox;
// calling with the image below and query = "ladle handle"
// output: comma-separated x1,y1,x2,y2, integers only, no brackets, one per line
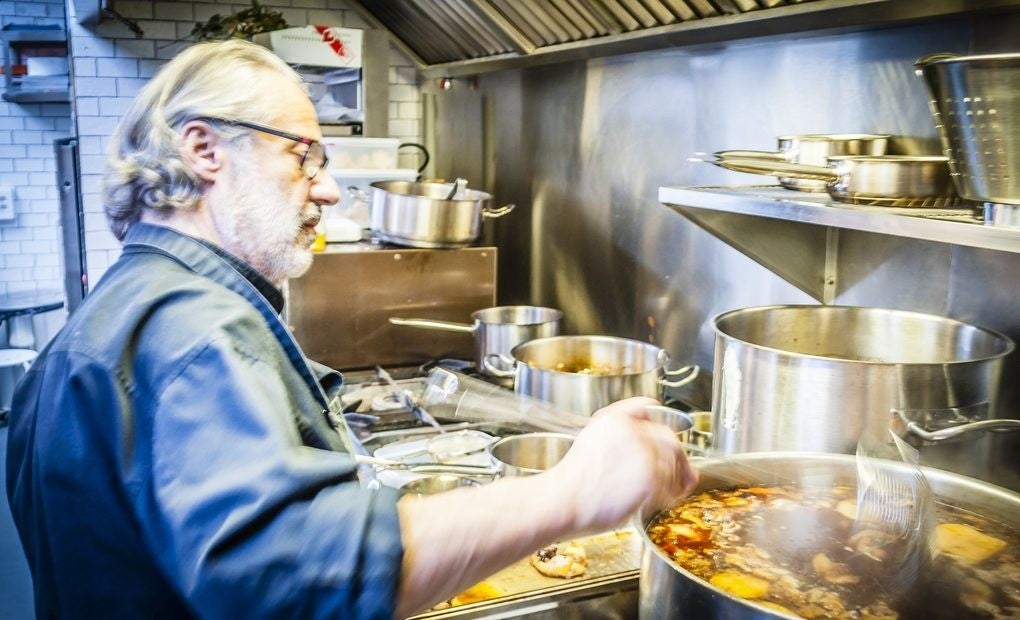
389,317,474,333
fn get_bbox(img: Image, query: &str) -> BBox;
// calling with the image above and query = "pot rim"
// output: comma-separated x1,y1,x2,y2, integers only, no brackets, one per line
637,451,1020,619
775,133,891,142
509,335,666,377
370,179,493,202
471,305,564,326
712,304,1016,365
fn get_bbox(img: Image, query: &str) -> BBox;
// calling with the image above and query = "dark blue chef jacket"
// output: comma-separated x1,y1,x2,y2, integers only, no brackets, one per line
6,223,404,619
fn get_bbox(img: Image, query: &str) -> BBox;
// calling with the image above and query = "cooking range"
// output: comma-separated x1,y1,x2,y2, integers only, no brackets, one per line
338,360,697,619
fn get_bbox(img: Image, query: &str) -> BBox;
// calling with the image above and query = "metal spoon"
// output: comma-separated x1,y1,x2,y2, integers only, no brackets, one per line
445,177,467,200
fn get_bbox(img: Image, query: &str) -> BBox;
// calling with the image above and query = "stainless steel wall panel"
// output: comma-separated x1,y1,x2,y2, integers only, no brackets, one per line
286,245,497,370
428,17,1020,487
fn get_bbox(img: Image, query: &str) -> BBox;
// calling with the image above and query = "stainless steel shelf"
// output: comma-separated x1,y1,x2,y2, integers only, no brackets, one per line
2,88,70,103
659,185,1020,254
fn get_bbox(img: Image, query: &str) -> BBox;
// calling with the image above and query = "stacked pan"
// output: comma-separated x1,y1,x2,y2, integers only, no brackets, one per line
706,133,966,208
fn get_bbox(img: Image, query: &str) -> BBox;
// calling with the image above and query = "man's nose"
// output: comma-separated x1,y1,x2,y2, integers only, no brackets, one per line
310,170,341,205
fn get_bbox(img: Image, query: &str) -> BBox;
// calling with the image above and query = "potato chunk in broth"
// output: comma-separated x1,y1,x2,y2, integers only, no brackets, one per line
647,485,1019,619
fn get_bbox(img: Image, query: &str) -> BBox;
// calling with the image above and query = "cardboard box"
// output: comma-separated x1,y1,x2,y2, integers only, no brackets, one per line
254,26,363,68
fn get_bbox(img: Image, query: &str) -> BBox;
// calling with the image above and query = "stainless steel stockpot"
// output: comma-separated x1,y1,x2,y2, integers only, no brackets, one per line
486,335,699,416
715,133,890,192
637,452,1020,619
711,305,1017,477
389,306,563,377
369,180,514,248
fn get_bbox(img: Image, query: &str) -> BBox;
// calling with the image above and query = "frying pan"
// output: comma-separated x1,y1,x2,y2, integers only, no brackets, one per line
713,155,962,207
715,133,891,192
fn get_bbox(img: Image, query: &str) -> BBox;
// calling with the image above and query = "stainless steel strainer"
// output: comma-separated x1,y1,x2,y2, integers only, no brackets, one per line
915,52,1020,205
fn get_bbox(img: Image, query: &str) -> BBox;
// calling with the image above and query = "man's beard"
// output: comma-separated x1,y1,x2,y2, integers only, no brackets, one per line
220,155,320,284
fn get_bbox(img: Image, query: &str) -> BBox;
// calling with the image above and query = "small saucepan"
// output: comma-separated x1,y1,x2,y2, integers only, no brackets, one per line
370,180,514,248
485,335,699,416
715,133,891,192
714,155,962,207
389,306,563,378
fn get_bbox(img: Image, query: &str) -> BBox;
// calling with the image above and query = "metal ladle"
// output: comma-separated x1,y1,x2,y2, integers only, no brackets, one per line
445,177,467,200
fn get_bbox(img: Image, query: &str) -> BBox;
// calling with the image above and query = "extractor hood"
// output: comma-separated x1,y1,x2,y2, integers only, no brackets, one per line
346,0,1020,77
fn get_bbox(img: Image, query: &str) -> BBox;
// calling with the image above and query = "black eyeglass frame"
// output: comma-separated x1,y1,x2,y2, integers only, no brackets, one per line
199,117,329,179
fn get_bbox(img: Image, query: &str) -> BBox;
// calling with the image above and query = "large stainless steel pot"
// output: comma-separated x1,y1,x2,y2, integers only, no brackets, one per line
486,335,699,416
637,452,1020,619
915,52,1020,205
369,180,514,248
711,305,1017,478
388,306,563,378
716,133,890,192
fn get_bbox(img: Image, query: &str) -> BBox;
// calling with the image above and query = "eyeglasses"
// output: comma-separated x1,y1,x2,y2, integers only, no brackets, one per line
202,118,329,180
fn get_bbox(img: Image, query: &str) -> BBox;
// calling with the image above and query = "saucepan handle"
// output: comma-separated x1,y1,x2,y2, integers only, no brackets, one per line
482,203,515,219
659,364,700,389
389,317,474,333
482,353,517,378
711,158,838,181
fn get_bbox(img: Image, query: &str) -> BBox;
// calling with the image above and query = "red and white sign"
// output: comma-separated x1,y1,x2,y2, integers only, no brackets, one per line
254,26,363,68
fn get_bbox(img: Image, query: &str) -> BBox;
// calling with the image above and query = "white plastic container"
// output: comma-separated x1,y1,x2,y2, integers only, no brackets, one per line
325,167,418,241
323,137,400,170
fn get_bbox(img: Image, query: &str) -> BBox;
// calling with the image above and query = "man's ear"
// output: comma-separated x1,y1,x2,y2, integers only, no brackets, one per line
179,120,223,183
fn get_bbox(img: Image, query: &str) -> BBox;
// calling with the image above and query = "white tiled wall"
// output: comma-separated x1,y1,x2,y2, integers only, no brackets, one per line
0,0,70,296
0,0,425,296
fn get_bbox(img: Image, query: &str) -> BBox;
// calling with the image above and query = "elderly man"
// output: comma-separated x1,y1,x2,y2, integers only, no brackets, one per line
6,39,696,619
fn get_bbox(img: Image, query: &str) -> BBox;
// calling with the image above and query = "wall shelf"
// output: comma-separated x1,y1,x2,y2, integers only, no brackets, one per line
1,28,70,104
659,185,1020,302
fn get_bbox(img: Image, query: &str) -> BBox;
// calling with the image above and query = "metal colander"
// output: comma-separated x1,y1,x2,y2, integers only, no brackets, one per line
916,52,1020,205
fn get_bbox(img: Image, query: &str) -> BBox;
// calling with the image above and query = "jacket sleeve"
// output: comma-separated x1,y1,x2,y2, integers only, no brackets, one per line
142,336,404,620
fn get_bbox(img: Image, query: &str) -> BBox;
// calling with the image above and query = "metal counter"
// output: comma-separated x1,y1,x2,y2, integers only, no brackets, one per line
285,243,497,370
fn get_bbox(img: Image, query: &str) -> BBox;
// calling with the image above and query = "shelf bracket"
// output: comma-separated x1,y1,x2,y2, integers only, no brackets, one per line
667,204,831,302
823,228,839,304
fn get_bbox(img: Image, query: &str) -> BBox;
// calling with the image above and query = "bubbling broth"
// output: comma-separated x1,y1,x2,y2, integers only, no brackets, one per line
647,484,1019,619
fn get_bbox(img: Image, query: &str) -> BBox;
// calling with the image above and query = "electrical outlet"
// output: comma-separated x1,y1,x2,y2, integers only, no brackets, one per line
0,186,14,222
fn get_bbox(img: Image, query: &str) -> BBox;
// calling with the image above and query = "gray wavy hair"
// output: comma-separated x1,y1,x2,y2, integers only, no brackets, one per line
102,39,307,240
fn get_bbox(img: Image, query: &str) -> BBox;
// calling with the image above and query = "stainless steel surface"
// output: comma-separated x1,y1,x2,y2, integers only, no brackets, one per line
986,202,1020,229
713,155,960,206
489,432,574,476
429,15,1020,490
636,452,1020,619
391,306,563,376
285,244,496,370
916,52,1020,205
718,133,891,192
348,0,1020,77
369,180,514,248
54,137,87,313
711,305,1015,478
660,185,999,252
